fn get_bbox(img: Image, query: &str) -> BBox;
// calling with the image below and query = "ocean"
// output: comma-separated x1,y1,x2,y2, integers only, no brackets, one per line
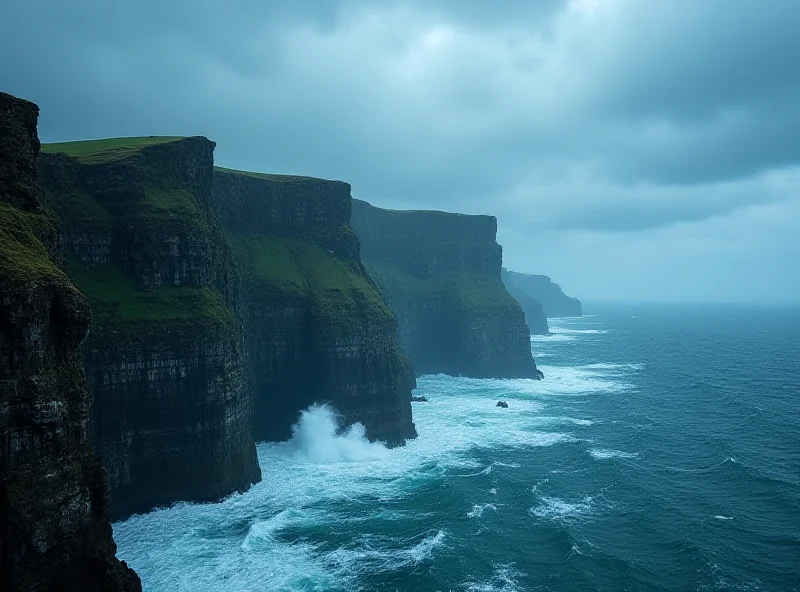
113,304,800,591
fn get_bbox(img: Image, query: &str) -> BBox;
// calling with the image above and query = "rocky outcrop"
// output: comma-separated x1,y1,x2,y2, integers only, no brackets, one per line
212,168,416,446
0,93,140,590
502,269,582,318
351,199,540,379
504,283,549,335
38,137,260,519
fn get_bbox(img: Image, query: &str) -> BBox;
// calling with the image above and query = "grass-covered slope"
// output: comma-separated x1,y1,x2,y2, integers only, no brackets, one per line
41,136,184,164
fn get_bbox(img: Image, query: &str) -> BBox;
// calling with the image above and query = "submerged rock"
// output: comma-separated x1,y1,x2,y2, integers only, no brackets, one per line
496,401,509,408
411,395,428,402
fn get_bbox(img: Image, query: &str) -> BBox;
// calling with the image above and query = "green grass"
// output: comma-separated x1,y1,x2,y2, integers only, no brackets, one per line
227,233,392,328
0,203,65,284
66,258,235,329
41,136,185,165
214,166,334,184
44,188,112,229
134,187,209,231
364,262,519,312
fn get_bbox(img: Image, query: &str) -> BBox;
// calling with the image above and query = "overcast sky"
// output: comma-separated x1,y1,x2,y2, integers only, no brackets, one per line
3,0,799,304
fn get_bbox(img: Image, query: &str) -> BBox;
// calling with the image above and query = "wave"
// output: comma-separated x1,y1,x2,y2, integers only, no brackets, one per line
589,448,640,460
530,495,594,519
286,404,389,464
463,563,525,592
467,503,497,518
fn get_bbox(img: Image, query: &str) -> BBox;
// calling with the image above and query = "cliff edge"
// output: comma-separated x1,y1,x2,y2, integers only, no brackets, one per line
502,269,582,318
38,137,261,519
351,199,541,379
0,93,140,590
213,168,417,446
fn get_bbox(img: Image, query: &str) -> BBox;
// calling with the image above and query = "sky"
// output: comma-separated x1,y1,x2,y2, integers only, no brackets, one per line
2,0,799,304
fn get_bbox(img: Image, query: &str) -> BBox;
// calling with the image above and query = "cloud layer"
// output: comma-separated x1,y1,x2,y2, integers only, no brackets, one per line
3,0,798,302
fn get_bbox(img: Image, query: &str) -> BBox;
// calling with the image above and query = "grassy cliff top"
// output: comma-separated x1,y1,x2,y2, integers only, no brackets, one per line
214,166,342,185
41,136,185,165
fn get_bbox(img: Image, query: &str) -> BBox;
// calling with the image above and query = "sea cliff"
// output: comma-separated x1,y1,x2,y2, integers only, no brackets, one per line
502,269,582,318
0,93,140,591
212,168,416,445
350,199,541,379
38,137,261,519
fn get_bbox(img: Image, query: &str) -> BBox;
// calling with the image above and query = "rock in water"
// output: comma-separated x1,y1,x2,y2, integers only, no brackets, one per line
0,92,141,591
496,401,509,408
411,395,428,402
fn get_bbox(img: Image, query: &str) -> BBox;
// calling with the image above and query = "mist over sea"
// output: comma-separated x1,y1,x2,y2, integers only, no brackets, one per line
114,304,800,591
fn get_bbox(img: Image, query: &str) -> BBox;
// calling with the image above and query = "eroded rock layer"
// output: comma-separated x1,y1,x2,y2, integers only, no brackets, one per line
350,199,540,379
0,92,140,591
213,168,417,445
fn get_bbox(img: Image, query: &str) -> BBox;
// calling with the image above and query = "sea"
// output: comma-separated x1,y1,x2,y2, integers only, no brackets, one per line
113,304,800,591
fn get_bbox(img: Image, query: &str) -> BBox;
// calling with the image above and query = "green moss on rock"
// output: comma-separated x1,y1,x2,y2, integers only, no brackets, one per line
0,202,65,284
227,233,392,329
66,257,235,330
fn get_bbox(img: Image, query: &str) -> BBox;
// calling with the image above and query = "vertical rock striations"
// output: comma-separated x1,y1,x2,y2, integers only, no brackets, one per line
0,93,140,591
212,168,416,446
350,199,541,379
502,269,582,318
38,137,260,519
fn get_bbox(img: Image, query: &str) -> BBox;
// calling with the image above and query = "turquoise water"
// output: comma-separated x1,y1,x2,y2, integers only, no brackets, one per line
114,304,800,591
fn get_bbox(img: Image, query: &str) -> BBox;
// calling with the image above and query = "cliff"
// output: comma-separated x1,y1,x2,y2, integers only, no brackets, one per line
38,137,260,519
350,199,541,379
502,269,582,318
505,284,549,335
212,168,416,445
0,93,140,590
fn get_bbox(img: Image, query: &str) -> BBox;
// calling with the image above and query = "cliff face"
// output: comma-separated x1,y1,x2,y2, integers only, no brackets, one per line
38,137,260,519
213,169,416,446
502,269,582,318
0,93,140,590
351,199,541,379
505,284,549,335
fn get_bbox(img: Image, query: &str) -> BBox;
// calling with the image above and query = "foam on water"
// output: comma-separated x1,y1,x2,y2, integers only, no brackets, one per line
589,448,640,460
113,313,647,591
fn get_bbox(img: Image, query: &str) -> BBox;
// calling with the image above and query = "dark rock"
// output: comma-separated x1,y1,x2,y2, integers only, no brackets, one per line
411,395,428,402
504,283,549,335
496,401,509,408
38,138,261,520
502,269,582,318
351,199,541,380
212,168,417,446
0,92,140,591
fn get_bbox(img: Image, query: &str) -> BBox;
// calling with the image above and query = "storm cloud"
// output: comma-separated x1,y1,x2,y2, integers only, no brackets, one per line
2,0,798,303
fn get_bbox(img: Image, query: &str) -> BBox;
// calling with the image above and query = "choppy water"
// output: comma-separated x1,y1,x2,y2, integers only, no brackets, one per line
114,304,800,591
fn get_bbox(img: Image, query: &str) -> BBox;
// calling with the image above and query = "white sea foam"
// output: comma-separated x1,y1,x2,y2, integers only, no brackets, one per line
464,564,525,592
467,503,497,518
530,496,594,519
714,515,734,521
113,326,631,591
286,404,389,463
589,449,640,460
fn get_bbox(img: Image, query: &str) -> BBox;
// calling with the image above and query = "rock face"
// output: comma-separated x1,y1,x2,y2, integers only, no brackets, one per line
0,93,140,590
504,283,549,335
501,269,582,318
351,199,540,379
38,138,260,519
212,168,417,446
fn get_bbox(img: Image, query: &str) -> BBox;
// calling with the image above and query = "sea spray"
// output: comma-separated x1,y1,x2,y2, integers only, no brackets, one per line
287,404,389,463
